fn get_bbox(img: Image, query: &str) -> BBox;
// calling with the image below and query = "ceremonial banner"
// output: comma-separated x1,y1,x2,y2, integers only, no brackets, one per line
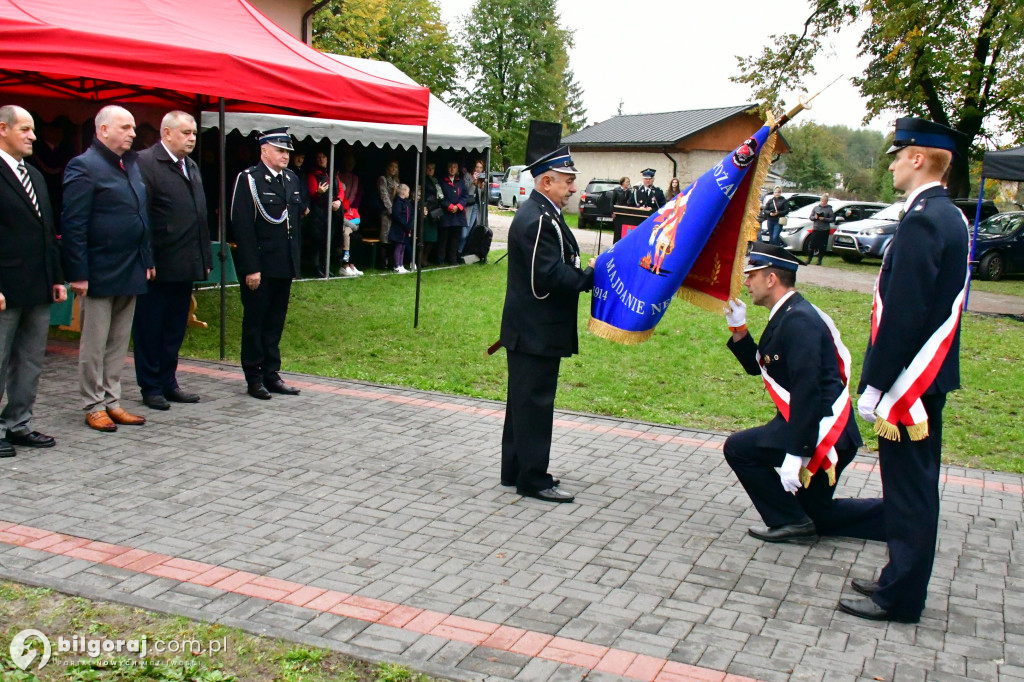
589,123,776,344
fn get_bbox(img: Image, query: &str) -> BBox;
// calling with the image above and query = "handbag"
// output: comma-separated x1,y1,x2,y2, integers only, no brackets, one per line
778,216,788,226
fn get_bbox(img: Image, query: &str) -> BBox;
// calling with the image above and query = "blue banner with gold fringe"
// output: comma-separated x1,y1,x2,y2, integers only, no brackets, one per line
588,124,773,344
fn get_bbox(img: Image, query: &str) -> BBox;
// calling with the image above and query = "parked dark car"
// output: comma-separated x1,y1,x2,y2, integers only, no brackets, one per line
972,211,1024,280
578,178,621,229
487,171,502,205
832,198,999,263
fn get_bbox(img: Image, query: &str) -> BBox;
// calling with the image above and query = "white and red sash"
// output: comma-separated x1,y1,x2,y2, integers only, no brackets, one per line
756,305,851,486
869,263,969,441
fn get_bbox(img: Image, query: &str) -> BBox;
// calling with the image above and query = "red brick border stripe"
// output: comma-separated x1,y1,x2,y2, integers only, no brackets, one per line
0,520,758,682
847,461,1023,494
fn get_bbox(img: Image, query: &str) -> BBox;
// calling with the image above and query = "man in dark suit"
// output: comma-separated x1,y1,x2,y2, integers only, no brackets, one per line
63,105,154,433
0,105,67,456
723,243,883,544
230,128,304,400
840,118,971,624
500,146,595,503
626,168,666,210
133,111,212,410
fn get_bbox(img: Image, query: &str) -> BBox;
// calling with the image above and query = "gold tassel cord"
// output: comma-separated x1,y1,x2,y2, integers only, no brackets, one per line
827,466,836,487
874,418,901,442
906,421,930,441
799,467,811,489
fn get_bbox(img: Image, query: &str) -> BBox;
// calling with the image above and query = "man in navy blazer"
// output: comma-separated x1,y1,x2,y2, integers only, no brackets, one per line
132,111,211,411
0,105,67,457
62,105,155,433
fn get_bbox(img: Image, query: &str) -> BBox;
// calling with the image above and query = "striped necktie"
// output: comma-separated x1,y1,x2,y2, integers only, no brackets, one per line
17,162,40,218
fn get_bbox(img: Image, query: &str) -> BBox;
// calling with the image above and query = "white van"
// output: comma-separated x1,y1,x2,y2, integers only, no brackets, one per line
498,166,534,209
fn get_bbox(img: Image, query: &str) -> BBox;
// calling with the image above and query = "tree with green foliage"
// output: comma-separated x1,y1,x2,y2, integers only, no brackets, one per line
733,0,1024,197
312,0,458,98
779,122,891,198
457,0,586,168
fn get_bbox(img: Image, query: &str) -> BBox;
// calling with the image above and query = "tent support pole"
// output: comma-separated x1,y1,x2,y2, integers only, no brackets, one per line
965,179,987,311
325,144,334,278
483,147,491,230
218,98,227,360
414,126,427,328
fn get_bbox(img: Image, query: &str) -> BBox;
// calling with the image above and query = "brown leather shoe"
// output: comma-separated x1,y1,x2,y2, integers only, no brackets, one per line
85,411,117,432
106,406,146,426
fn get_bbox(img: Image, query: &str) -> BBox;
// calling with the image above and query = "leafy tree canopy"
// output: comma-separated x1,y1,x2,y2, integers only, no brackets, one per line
734,0,1024,197
456,0,586,168
313,0,458,98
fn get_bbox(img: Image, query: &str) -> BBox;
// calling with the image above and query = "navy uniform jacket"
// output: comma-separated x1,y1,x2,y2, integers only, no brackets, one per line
728,292,862,457
439,175,468,228
500,191,594,358
859,185,968,395
62,139,153,298
627,184,666,210
0,160,62,308
136,143,212,282
230,162,303,279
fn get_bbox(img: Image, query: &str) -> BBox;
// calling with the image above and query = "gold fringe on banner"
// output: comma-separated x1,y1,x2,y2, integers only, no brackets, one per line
587,316,655,345
799,465,837,489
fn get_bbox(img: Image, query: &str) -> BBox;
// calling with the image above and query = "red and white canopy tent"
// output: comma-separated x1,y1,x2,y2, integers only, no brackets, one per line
0,0,430,355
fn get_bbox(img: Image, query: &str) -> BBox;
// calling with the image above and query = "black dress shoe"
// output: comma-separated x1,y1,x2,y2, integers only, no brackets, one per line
0,439,14,458
838,597,919,623
164,387,200,403
247,381,272,400
502,478,559,487
143,394,171,411
520,486,574,503
851,578,880,597
6,431,55,448
265,379,300,395
747,520,817,544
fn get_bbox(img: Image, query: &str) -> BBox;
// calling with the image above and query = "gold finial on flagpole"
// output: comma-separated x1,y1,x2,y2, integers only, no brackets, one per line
771,74,845,131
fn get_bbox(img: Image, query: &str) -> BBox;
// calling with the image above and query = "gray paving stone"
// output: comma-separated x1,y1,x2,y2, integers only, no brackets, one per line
0,350,1020,682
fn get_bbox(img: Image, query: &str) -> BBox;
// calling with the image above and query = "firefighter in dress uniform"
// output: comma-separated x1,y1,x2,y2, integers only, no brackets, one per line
499,146,595,503
626,168,666,210
839,118,970,624
230,128,305,400
723,243,883,544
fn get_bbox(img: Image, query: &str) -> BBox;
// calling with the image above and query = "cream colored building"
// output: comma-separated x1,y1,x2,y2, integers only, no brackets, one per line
249,0,315,42
562,105,790,214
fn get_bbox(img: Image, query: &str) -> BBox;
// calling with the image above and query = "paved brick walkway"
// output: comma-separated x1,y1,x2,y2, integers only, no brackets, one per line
1,344,1022,681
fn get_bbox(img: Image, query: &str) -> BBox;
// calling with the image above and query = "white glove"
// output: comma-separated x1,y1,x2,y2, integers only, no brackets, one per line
858,386,882,423
777,454,803,494
725,298,746,328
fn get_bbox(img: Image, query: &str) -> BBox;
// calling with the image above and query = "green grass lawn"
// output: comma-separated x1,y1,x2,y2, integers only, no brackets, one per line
181,253,1024,474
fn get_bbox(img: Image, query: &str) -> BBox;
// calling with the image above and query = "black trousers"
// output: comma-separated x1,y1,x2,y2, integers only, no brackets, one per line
809,229,829,262
132,280,193,397
437,224,461,265
723,425,886,541
502,350,560,493
239,277,292,383
872,393,946,618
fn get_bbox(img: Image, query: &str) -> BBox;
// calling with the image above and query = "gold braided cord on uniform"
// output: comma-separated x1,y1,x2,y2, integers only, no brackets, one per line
799,464,837,489
874,417,929,442
586,317,656,345
675,111,778,314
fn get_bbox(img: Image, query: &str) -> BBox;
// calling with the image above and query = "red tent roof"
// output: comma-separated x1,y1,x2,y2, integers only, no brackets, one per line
0,0,429,125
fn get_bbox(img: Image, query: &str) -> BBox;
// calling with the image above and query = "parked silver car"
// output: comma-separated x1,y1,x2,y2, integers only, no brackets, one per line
779,200,888,254
831,199,1000,263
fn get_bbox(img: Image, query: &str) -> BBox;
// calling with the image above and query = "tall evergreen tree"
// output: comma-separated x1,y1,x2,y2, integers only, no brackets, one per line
457,0,586,168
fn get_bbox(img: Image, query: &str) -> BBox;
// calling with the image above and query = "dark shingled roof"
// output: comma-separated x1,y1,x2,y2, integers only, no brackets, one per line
563,104,758,147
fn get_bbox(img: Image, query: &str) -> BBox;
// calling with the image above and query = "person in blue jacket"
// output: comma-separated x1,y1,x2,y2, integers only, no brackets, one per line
62,105,154,433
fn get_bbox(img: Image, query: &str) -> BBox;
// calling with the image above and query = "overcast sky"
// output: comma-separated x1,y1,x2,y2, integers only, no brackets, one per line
437,0,892,134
